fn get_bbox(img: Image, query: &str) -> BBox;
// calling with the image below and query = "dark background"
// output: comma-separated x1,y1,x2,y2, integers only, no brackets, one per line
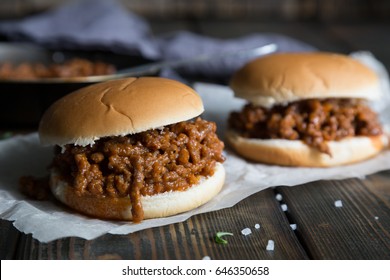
0,0,389,129
0,0,388,67
0,0,389,22
0,0,389,59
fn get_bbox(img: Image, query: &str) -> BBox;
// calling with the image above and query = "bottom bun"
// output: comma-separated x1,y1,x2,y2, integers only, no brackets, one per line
226,130,388,167
50,163,225,221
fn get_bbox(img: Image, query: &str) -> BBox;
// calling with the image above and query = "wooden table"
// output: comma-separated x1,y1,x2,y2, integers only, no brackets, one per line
1,21,390,260
1,172,390,260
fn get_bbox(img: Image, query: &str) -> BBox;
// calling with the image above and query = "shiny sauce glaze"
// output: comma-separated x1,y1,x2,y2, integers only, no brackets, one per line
52,117,225,222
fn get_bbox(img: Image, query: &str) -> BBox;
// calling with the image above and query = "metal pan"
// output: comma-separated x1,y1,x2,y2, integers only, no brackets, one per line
0,42,156,128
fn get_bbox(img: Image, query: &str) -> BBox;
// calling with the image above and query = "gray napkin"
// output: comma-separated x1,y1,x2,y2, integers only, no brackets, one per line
0,0,315,81
0,0,160,59
156,31,316,81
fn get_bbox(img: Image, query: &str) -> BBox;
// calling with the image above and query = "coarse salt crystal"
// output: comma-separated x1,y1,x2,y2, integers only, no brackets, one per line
275,193,283,201
241,228,252,236
281,204,288,211
375,216,379,220
334,200,343,207
202,256,211,260
255,223,261,229
290,224,297,230
266,240,275,251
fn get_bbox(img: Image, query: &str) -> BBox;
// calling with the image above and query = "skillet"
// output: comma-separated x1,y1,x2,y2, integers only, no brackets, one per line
0,42,155,128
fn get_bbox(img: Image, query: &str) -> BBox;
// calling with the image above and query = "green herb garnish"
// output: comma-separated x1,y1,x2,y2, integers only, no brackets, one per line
215,232,234,244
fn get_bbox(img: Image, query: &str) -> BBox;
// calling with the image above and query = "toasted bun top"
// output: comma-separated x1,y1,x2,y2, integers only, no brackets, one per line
229,52,381,107
39,77,204,146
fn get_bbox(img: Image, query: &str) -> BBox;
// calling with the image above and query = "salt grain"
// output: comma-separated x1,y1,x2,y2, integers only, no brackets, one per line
255,223,261,229
290,224,297,230
202,256,211,260
241,228,252,236
266,240,275,251
375,216,379,220
275,193,283,201
334,200,343,207
281,204,288,211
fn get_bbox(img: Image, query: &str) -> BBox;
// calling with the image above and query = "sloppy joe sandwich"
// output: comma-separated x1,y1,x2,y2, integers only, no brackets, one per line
227,52,388,167
39,77,225,222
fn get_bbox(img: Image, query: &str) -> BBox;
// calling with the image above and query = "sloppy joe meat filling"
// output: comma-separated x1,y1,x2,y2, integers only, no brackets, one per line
0,58,116,80
51,117,225,222
228,98,382,154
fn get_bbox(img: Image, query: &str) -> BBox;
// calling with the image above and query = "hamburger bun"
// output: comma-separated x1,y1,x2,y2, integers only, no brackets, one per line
226,129,388,167
39,77,204,147
50,162,225,221
230,52,382,108
39,77,225,221
227,52,386,167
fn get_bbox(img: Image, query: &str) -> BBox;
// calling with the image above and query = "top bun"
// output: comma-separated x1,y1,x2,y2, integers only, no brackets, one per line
39,77,204,146
230,52,381,108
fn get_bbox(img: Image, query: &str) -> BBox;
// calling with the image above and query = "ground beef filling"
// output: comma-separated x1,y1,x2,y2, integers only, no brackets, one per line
228,98,383,155
51,117,225,223
0,58,116,80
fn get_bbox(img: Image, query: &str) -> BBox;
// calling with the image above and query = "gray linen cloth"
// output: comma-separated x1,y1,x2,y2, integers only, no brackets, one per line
0,0,315,81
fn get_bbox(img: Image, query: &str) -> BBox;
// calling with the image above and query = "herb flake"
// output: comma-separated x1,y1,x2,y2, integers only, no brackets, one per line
215,232,234,244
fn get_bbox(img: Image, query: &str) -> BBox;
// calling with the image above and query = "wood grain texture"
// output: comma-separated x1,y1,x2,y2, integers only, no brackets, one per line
276,172,390,260
2,173,390,260
0,220,20,259
10,188,307,260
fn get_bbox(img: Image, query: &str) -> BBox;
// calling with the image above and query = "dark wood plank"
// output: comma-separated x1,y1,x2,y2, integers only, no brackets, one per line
0,219,20,259
276,172,390,260
13,188,308,259
363,170,390,203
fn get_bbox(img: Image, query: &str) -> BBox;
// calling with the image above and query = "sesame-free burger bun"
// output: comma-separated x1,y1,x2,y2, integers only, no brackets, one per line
227,52,386,167
50,162,225,221
230,52,381,108
226,129,388,167
39,77,204,147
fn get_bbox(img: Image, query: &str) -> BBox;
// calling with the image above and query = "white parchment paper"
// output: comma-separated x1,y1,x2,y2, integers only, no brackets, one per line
1,52,390,243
